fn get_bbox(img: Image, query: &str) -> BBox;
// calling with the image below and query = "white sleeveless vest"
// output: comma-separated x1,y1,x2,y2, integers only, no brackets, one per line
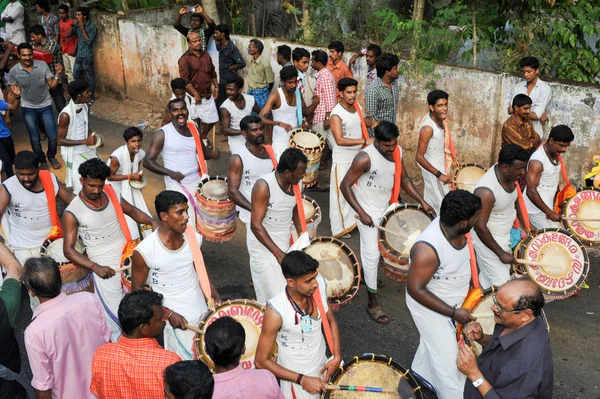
236,145,275,223
524,146,560,216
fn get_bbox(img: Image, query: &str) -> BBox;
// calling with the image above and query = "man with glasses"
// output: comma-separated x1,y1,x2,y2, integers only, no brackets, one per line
458,279,553,399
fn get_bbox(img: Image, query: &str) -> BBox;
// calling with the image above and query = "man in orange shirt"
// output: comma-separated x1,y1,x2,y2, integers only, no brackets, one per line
326,41,353,95
90,290,181,399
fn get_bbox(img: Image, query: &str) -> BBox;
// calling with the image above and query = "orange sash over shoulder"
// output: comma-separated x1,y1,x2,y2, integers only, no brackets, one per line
188,122,208,177
104,185,138,269
39,170,62,240
390,146,402,204
184,225,214,309
554,155,576,213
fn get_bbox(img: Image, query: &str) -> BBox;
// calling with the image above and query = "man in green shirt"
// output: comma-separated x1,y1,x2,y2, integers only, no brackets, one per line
67,6,97,105
246,38,274,110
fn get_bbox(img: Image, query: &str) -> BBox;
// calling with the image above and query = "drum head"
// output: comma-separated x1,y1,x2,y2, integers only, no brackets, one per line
303,198,316,221
469,290,497,355
562,187,600,245
304,240,356,301
293,131,322,149
200,178,228,201
41,238,85,263
381,205,432,260
454,164,486,193
326,354,422,399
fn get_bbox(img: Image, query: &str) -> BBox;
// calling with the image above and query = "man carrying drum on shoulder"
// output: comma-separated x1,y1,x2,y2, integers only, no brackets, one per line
472,144,530,289
144,98,219,230
250,148,306,304
416,90,452,215
63,158,158,341
256,251,342,399
341,122,434,324
406,190,481,398
525,125,574,229
132,190,220,361
259,66,318,160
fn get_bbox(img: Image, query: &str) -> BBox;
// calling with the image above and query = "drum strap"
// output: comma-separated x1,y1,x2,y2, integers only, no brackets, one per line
354,104,371,142
515,184,531,232
188,122,208,177
104,185,132,242
263,145,278,169
312,286,335,354
554,154,576,213
39,170,61,232
442,119,457,174
390,146,402,205
184,225,214,309
465,233,479,289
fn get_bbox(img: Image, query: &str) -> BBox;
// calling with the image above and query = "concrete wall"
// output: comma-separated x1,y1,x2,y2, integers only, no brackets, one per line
90,17,600,183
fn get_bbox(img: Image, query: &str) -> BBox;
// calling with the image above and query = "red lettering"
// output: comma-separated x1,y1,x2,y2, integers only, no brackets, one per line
241,360,253,370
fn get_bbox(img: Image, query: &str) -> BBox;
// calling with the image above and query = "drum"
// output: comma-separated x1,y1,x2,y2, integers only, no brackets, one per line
195,176,236,243
194,299,277,370
379,204,433,282
303,195,321,240
453,163,486,193
561,187,600,245
289,129,325,188
513,228,589,300
303,237,361,310
40,237,93,295
324,353,424,399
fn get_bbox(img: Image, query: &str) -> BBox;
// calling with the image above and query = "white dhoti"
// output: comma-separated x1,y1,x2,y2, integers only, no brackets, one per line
356,215,383,292
406,293,466,398
246,224,287,304
273,134,290,161
68,149,101,194
164,316,202,361
93,268,124,342
472,239,511,289
529,212,560,230
191,96,219,124
421,169,450,215
330,162,357,237
164,177,202,230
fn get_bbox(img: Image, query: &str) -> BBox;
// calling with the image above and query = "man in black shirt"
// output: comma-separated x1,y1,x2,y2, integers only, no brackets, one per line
214,24,246,109
173,5,215,52
458,279,553,399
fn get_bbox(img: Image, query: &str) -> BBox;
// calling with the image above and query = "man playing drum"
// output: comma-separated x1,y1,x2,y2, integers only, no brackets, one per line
63,159,157,341
525,125,574,229
406,190,481,398
255,251,342,399
144,98,219,229
132,190,219,361
472,144,530,288
416,90,451,214
341,122,434,324
107,127,151,240
250,148,306,303
329,78,373,238
259,66,319,160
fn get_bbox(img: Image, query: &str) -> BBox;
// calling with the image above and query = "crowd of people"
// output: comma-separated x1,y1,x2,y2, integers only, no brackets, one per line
0,3,571,399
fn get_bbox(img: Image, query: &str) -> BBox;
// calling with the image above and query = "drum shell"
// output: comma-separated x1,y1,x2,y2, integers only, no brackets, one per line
196,177,237,243
452,163,487,193
40,237,93,295
289,129,325,188
561,187,600,246
303,195,322,241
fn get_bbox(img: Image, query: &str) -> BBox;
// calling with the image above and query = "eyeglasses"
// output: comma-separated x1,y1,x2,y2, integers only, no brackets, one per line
492,295,527,313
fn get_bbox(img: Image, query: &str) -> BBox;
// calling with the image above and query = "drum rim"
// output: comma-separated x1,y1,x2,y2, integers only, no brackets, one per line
197,175,232,203
324,353,423,398
561,186,600,246
379,203,434,259
289,128,326,151
41,236,86,258
302,194,322,223
307,236,361,307
452,162,488,177
518,227,589,296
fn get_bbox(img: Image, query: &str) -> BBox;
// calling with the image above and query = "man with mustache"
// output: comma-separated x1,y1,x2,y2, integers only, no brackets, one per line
458,279,553,398
416,90,452,214
525,125,574,229
406,190,481,398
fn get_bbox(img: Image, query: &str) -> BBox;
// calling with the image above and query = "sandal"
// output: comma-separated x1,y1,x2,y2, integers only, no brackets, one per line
48,158,61,170
366,306,389,324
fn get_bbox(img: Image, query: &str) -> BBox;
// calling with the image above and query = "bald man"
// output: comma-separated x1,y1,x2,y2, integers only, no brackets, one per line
457,279,553,399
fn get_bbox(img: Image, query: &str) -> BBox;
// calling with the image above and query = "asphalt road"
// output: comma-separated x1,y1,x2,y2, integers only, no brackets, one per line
9,110,600,398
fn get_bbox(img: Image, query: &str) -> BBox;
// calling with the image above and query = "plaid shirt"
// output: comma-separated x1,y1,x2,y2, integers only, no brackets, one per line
72,20,97,59
312,67,337,125
365,76,400,136
32,38,61,75
90,336,181,399
41,13,59,38
216,40,246,84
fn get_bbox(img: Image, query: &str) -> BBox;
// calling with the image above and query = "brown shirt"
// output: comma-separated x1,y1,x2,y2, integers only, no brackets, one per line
501,113,539,150
178,49,217,97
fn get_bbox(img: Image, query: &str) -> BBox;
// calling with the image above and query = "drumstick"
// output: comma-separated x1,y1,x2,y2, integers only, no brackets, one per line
517,259,561,269
562,217,600,222
212,125,216,148
115,265,131,272
354,215,408,240
185,324,204,335
326,385,395,394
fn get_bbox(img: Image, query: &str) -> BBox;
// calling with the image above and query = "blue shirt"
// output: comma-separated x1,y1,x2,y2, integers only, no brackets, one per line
0,101,10,139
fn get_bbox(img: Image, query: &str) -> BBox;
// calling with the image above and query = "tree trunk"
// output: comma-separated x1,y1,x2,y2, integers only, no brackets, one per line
121,0,129,11
472,1,477,67
201,0,221,25
411,0,426,60
301,0,310,39
250,10,256,36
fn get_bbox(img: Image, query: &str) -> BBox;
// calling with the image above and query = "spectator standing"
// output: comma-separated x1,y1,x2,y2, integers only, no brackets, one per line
173,5,215,50
36,0,59,42
364,53,400,137
502,94,539,152
293,47,312,100
8,43,63,169
214,24,246,108
58,4,78,83
30,24,66,112
310,50,336,173
276,44,292,67
0,0,26,45
326,41,353,94
68,6,97,105
23,257,111,399
246,38,274,109
90,290,181,399
162,78,194,126
348,43,381,85
0,85,22,178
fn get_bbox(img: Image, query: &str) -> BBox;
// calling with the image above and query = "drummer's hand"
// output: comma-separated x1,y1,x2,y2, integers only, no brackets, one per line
323,118,331,130
275,250,285,265
452,307,476,324
130,172,143,182
457,341,480,380
85,133,96,146
357,209,374,227
421,202,436,218
279,122,293,132
93,265,115,279
168,311,188,330
499,251,517,265
463,321,484,342
320,356,342,382
169,171,185,182
300,375,327,394
211,148,221,160
547,211,562,222
439,173,452,185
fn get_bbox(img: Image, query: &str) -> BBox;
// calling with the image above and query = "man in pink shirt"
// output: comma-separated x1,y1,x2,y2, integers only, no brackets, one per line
207,316,284,399
22,257,111,399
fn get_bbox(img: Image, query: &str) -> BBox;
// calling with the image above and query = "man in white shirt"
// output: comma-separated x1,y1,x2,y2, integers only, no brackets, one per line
508,57,552,140
1,0,25,45
219,76,260,154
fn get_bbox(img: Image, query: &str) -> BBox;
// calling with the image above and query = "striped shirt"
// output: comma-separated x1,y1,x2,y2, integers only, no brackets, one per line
365,76,400,136
312,67,337,125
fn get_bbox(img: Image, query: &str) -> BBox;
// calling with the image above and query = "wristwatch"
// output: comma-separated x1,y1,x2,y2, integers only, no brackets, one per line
435,170,442,178
472,377,485,388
